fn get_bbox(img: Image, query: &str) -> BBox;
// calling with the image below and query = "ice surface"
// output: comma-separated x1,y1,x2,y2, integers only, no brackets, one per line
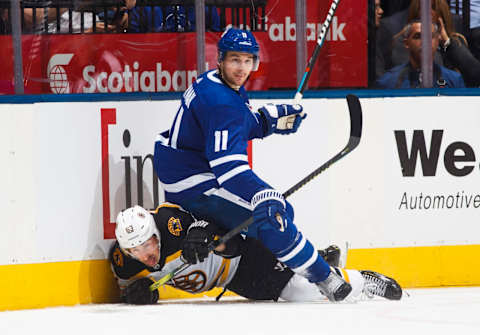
1,287,479,335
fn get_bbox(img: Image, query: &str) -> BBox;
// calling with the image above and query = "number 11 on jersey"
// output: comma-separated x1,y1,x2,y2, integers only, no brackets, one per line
214,130,229,152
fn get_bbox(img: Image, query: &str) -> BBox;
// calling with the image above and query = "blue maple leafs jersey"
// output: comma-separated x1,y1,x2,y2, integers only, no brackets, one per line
154,69,271,205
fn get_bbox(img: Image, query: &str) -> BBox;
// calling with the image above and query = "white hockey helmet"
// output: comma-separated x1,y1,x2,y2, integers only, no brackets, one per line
115,206,161,252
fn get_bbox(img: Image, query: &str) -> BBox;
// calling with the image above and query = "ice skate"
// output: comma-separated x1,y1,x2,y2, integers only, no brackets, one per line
360,270,402,300
316,270,352,302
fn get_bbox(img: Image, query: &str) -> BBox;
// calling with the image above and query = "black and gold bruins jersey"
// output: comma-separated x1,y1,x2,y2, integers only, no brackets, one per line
109,203,242,294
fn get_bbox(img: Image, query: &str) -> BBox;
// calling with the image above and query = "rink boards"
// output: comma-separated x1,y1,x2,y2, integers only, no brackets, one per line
1,92,479,310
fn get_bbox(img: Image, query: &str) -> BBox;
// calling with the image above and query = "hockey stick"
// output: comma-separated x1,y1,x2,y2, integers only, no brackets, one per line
294,0,341,105
149,94,363,291
284,94,362,198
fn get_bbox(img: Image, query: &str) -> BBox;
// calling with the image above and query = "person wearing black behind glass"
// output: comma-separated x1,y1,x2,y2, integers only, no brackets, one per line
376,20,465,88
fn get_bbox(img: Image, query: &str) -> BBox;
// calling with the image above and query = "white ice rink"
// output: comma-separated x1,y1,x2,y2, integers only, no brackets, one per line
1,287,479,335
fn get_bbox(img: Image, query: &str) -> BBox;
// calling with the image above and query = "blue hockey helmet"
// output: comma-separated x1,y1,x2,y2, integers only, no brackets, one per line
218,28,260,71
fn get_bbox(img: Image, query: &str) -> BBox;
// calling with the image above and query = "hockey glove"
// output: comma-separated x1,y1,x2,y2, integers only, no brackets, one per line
181,220,216,264
251,189,290,232
124,277,159,305
318,245,341,267
258,103,306,137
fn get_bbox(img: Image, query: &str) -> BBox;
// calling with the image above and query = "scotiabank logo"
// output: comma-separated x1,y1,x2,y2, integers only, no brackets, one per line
83,61,202,93
267,16,346,42
47,54,74,94
395,130,478,177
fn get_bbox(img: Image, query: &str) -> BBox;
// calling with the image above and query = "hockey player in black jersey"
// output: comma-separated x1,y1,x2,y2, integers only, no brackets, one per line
109,204,402,305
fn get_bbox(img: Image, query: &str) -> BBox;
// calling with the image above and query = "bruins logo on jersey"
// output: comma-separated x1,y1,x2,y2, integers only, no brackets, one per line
172,270,206,293
167,217,183,236
113,248,124,267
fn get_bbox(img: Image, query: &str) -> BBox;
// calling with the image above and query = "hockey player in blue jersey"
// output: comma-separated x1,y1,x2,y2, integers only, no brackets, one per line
153,28,352,301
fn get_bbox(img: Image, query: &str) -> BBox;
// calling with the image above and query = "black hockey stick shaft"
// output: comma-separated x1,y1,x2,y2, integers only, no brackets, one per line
294,0,341,104
150,94,363,291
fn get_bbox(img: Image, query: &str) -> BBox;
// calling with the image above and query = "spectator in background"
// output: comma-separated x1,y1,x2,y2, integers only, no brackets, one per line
375,0,384,27
22,7,67,32
163,5,220,32
375,2,410,77
376,21,465,88
128,2,220,33
406,0,480,86
96,0,137,33
375,0,388,79
469,0,480,60
437,14,480,86
22,6,97,33
377,0,479,86
380,0,411,18
1,9,7,34
21,0,135,33
377,0,456,74
128,4,163,32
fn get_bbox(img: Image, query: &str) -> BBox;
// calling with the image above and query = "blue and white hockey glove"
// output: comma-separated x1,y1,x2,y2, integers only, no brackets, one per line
251,189,290,232
258,103,306,137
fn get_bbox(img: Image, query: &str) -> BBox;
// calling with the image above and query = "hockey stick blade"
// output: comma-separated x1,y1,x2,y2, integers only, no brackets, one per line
283,94,362,198
346,94,362,141
150,95,362,292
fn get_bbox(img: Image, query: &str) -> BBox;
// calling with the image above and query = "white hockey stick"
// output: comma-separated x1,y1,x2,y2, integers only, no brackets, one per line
294,0,341,105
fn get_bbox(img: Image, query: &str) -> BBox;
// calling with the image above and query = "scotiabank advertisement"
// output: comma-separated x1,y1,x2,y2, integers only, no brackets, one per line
0,0,367,94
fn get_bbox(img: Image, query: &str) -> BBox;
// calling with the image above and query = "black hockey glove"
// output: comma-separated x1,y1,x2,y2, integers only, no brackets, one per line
181,220,216,264
318,245,341,267
124,277,159,305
